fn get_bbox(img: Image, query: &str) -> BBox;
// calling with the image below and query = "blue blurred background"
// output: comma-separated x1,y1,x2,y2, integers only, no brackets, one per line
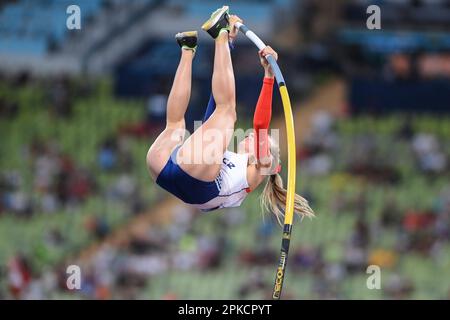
0,0,449,299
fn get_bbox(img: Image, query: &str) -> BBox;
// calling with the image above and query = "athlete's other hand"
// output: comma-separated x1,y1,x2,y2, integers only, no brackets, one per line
229,15,243,42
259,46,278,78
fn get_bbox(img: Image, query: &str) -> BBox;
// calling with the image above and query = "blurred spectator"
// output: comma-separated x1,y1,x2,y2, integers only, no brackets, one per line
237,270,269,299
98,137,118,171
85,216,110,240
8,255,32,299
368,248,397,269
49,77,72,118
385,274,415,299
411,133,447,174
292,246,322,271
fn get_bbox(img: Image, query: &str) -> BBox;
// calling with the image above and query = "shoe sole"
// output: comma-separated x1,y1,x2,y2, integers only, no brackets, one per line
176,30,198,39
201,5,229,31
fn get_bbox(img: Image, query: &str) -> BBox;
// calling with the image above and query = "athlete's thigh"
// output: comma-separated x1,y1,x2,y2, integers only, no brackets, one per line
177,106,235,181
147,127,185,179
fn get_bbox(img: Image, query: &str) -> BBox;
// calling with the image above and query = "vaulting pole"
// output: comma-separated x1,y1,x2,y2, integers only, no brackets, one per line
236,22,296,300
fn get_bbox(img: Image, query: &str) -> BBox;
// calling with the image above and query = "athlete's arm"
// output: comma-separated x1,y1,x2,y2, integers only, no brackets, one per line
253,46,278,167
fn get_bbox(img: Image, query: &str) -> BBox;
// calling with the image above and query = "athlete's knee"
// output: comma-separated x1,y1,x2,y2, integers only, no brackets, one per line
216,103,237,123
146,143,161,167
225,107,237,125
229,107,237,123
166,119,185,131
221,88,236,105
165,121,185,141
146,147,158,178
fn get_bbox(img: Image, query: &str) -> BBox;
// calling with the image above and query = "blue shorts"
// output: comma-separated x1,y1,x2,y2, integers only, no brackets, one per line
155,147,220,205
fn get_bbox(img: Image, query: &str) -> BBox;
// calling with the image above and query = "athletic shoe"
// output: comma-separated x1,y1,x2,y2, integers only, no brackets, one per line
175,31,198,52
201,6,230,39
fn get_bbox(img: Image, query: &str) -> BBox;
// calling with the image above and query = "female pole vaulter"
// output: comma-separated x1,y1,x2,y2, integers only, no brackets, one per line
146,6,314,222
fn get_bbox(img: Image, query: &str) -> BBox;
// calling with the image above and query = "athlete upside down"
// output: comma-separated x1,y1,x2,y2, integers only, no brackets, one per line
146,6,314,222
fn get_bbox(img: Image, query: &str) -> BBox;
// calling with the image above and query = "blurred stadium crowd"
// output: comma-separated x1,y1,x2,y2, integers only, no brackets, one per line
1,0,450,299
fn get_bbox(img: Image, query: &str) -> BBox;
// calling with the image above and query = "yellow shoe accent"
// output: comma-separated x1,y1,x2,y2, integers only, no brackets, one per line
201,5,229,31
182,31,198,37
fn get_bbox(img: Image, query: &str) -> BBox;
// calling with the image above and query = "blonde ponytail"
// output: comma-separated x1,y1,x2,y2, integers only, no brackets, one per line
261,173,315,225
260,135,314,225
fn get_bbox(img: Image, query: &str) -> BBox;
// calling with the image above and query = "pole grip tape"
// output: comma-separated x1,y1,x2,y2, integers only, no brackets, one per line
237,23,286,86
236,22,249,34
266,55,285,86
